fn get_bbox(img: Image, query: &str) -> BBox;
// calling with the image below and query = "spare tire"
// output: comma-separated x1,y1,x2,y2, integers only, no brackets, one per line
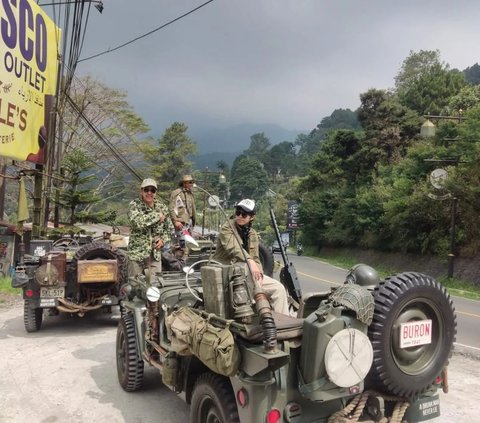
259,243,274,277
368,272,456,397
73,241,128,285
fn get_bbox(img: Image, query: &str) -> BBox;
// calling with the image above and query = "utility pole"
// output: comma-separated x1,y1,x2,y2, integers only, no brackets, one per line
0,157,7,220
422,111,466,279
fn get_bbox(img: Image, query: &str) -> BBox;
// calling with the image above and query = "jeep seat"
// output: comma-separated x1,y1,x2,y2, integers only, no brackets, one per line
235,312,304,342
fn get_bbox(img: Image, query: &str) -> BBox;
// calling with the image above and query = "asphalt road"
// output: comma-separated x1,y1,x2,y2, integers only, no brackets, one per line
0,255,479,423
278,252,480,351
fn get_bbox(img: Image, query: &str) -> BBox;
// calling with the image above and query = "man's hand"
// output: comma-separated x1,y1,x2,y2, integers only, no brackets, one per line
153,238,164,250
174,221,183,230
159,213,166,223
248,258,263,282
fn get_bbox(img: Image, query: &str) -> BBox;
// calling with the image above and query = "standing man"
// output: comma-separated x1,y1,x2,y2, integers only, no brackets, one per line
128,178,172,278
169,174,196,233
213,199,290,315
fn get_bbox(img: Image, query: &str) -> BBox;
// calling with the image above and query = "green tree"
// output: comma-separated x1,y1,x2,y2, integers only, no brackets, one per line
54,149,114,224
229,155,269,202
142,122,197,197
394,51,466,115
268,141,297,180
358,88,421,165
463,63,480,85
394,49,443,92
448,85,480,113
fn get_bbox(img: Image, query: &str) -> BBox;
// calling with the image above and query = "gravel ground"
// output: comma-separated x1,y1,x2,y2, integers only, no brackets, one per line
0,296,478,423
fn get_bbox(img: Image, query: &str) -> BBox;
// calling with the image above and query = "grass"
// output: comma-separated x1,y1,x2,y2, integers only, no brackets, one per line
0,276,22,306
0,276,18,295
306,248,480,301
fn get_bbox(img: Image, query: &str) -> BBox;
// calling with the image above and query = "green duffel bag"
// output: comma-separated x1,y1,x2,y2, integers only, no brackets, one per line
166,307,240,377
191,316,240,377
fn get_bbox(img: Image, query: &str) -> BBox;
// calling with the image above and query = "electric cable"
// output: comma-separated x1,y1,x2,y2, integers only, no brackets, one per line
78,0,215,63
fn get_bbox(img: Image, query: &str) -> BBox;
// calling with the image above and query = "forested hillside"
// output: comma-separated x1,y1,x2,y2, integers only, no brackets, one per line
220,50,480,259
8,50,480,262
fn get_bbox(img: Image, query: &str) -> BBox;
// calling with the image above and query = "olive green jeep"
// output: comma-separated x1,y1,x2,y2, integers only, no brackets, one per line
116,257,456,423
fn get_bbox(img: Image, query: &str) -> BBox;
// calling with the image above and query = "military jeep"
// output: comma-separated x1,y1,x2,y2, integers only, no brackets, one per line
116,256,456,422
13,238,128,332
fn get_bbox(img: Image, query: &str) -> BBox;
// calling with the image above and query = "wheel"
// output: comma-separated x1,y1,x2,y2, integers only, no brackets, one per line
368,272,456,397
116,313,144,391
190,373,239,423
24,300,43,332
259,243,273,277
73,241,128,285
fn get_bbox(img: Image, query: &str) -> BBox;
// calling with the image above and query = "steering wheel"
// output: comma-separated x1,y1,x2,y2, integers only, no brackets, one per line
53,237,80,248
184,259,223,302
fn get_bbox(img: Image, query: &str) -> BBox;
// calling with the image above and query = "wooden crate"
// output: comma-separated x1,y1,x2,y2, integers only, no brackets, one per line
77,259,118,283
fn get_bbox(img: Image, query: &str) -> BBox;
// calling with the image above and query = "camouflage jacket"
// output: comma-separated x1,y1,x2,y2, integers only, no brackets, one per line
127,197,173,262
169,187,196,226
213,219,263,273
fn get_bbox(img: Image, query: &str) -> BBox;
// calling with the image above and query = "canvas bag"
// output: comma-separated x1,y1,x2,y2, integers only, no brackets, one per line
166,307,240,377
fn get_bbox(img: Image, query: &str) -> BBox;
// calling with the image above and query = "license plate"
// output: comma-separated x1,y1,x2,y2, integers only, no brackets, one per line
40,287,65,298
101,296,115,305
400,319,432,348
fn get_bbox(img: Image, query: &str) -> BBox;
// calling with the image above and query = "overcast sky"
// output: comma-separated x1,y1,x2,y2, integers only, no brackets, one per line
69,0,479,136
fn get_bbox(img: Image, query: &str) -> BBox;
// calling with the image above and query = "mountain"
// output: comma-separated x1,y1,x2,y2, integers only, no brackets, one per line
191,151,239,170
190,123,307,154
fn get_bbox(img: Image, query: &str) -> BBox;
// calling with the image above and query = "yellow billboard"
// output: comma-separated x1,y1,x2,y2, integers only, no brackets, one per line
0,0,61,164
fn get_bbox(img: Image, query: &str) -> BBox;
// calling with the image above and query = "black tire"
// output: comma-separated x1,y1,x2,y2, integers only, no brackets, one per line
259,243,274,277
190,373,239,423
368,272,456,397
24,300,43,332
73,241,128,285
116,313,144,391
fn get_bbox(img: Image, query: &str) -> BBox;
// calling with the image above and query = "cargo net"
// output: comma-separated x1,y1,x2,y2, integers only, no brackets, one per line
329,284,374,325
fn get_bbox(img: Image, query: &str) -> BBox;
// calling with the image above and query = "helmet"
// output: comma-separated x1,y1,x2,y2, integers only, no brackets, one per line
236,199,256,214
345,263,380,289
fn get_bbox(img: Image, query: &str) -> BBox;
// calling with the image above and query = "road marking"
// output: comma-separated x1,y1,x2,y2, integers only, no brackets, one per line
298,271,480,319
456,310,480,319
454,342,480,352
297,271,342,286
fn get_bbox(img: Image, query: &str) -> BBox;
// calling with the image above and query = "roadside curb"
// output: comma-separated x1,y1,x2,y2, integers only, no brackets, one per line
453,342,480,361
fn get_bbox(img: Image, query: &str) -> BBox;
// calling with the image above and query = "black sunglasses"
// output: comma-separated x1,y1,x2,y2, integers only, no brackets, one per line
143,187,157,194
235,209,252,218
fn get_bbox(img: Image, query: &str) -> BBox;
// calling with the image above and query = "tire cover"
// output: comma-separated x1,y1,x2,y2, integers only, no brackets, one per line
368,272,456,397
73,241,128,285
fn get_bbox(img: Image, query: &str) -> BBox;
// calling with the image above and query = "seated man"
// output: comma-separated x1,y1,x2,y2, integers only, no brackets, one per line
213,199,290,315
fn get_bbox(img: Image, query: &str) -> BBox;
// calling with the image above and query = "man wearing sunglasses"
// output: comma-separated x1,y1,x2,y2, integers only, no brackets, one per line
127,178,172,277
213,199,290,315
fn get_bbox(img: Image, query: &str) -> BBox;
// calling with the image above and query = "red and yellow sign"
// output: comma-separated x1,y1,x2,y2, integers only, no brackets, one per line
0,0,61,164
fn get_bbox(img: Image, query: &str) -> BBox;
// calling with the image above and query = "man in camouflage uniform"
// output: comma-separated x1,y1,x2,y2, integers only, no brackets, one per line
213,199,290,315
128,178,173,278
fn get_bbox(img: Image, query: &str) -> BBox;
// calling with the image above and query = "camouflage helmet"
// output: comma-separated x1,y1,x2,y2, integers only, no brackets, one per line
345,263,381,290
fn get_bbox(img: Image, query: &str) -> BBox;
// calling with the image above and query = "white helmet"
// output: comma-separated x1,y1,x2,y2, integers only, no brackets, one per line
236,199,256,214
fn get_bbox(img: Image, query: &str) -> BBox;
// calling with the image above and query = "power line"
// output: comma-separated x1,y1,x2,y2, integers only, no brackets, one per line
65,94,144,181
78,0,215,63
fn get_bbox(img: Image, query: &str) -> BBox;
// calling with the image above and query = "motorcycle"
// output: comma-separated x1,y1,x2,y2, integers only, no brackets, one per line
297,243,303,256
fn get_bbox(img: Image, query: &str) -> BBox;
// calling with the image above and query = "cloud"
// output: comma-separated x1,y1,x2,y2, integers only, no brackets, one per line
70,0,480,135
